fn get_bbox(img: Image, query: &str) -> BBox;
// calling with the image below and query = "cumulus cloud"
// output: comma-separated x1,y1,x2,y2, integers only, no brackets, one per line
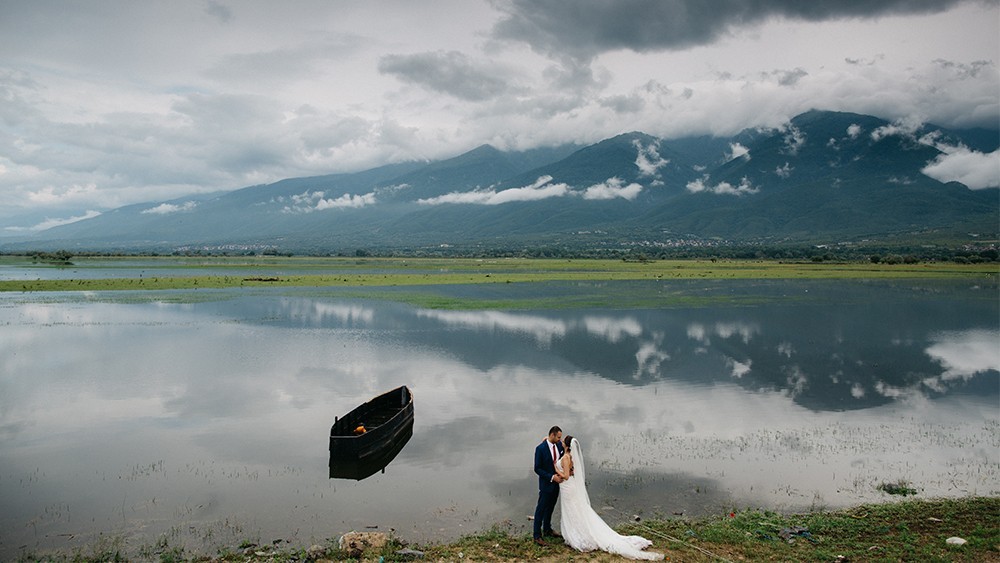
725,143,751,162
863,118,996,190
846,124,863,139
378,51,515,101
419,175,641,205
582,177,643,200
782,124,806,155
141,201,198,215
283,190,377,213
921,147,1000,189
870,117,923,142
686,175,759,195
634,139,669,177
775,162,793,178
418,176,570,205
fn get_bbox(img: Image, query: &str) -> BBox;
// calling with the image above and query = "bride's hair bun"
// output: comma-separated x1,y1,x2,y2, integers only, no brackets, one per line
564,435,574,452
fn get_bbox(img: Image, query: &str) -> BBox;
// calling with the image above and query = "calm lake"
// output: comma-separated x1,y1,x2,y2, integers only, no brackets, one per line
1,275,997,558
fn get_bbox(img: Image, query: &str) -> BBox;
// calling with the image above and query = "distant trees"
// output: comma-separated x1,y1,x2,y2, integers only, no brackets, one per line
31,250,73,264
6,243,996,264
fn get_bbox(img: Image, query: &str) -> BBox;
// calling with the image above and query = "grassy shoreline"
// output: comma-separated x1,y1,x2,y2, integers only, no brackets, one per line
26,497,999,562
433,497,1000,562
1,257,996,293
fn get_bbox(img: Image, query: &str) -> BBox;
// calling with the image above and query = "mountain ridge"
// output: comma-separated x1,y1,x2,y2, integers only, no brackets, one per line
3,110,996,254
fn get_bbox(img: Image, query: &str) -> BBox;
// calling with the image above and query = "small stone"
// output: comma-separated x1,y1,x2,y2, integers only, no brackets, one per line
306,544,328,560
396,548,425,559
946,537,967,546
339,531,389,558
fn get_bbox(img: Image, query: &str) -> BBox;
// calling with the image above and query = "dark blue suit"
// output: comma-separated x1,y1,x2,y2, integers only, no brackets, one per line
533,439,564,539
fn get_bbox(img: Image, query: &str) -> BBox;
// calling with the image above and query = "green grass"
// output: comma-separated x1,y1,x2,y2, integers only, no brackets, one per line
17,498,999,562
416,497,999,562
1,257,996,294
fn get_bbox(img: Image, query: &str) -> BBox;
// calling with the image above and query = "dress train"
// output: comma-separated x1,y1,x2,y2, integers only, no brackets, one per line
557,448,663,560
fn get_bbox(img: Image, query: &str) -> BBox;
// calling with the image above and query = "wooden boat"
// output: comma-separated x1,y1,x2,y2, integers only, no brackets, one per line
329,386,414,480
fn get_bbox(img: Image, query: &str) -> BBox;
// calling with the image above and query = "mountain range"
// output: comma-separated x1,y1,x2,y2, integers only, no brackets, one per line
4,110,997,255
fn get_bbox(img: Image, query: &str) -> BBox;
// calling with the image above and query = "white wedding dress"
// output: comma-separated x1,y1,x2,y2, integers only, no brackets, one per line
557,439,664,560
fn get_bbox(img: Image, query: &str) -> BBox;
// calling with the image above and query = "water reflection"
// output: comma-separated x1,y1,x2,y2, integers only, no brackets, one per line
410,291,998,410
328,422,413,480
0,279,996,559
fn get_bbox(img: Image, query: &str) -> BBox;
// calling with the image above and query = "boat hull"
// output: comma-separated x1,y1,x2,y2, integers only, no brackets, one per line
329,386,414,480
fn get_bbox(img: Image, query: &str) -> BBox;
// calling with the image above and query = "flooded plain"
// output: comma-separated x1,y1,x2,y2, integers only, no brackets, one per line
0,276,997,558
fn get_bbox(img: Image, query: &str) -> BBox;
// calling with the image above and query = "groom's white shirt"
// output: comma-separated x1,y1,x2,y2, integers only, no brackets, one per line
549,441,559,482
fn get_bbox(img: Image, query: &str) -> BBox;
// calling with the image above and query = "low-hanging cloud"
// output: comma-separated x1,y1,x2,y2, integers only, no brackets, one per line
861,120,999,189
782,124,806,155
419,175,643,205
283,190,377,213
870,119,923,142
725,142,751,162
921,146,1000,189
4,210,102,232
686,175,759,195
141,201,198,215
582,177,643,200
418,176,570,205
634,139,669,177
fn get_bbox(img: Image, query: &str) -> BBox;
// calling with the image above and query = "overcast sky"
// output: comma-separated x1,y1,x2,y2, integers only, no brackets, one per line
1,0,998,231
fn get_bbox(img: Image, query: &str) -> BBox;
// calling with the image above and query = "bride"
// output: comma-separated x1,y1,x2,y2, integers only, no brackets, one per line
555,436,664,560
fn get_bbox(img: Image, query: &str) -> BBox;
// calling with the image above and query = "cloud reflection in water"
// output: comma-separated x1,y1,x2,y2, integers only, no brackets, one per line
0,283,996,558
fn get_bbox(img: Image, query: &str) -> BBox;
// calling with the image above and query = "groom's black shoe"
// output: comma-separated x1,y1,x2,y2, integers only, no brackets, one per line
545,530,562,538
533,538,547,547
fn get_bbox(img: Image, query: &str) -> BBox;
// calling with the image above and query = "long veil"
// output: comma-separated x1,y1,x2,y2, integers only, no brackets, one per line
570,437,589,506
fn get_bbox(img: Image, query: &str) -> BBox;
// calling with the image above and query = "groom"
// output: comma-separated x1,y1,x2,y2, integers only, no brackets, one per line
533,425,565,545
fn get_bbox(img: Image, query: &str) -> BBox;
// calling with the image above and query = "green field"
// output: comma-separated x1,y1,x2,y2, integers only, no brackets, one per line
1,256,996,294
